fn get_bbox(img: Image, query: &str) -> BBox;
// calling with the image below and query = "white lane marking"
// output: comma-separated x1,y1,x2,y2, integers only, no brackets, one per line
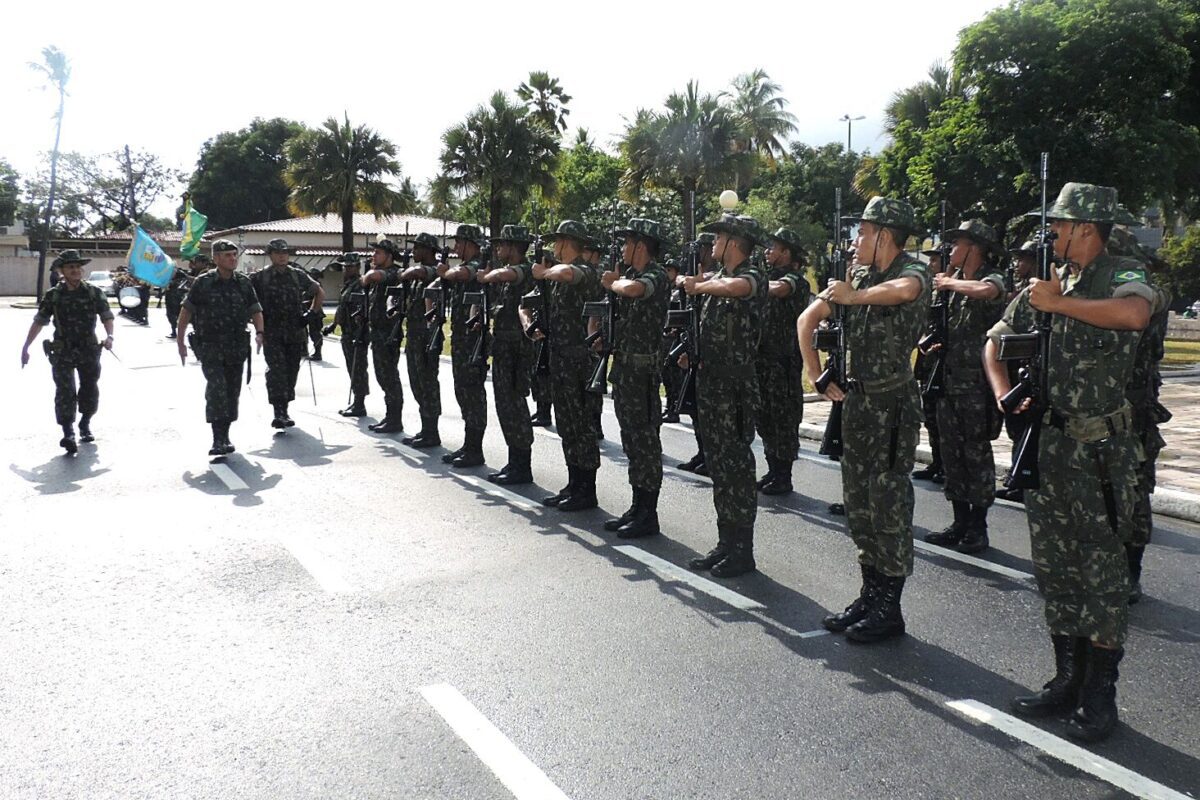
277,534,357,594
419,683,572,800
914,541,1035,582
663,465,712,484
612,545,764,610
533,427,562,441
454,474,540,512
210,462,248,491
947,700,1193,800
559,524,606,548
381,442,423,464
744,609,831,639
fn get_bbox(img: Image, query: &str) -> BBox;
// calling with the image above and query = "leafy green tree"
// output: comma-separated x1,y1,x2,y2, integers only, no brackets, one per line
52,148,182,234
1161,224,1200,304
547,133,624,224
723,69,797,164
188,117,308,229
516,71,572,135
285,114,408,250
0,159,19,225
883,61,964,134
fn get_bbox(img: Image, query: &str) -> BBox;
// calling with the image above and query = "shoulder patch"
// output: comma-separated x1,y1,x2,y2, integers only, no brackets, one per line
1113,269,1146,284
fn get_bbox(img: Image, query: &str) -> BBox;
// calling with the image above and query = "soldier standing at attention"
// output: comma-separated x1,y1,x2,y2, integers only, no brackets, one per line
523,221,602,511
983,183,1153,742
250,238,324,430
798,197,929,642
995,238,1039,503
582,234,607,441
912,246,946,484
439,225,489,468
20,250,115,454
360,240,405,433
323,253,371,418
306,267,326,361
398,233,444,448
922,220,1007,554
676,232,716,475
477,224,538,485
601,218,671,538
528,241,555,429
175,240,264,456
683,214,768,578
756,227,812,496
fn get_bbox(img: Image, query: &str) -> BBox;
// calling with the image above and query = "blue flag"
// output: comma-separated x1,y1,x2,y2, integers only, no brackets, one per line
127,226,176,288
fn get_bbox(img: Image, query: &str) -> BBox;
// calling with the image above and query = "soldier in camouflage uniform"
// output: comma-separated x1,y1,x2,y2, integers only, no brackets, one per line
306,267,326,361
582,235,607,441
478,225,538,484
360,240,406,432
799,197,930,643
528,241,555,428
676,232,716,474
683,214,768,578
922,221,1007,554
659,258,683,422
600,218,671,538
165,261,192,339
439,225,490,468
522,220,603,511
323,252,371,417
175,240,265,456
912,247,945,484
984,183,1155,743
994,238,1039,502
250,239,324,429
756,227,813,495
399,233,444,447
21,250,115,454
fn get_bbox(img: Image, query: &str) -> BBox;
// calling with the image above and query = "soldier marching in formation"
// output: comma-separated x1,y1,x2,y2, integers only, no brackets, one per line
440,225,490,468
360,239,406,433
323,252,371,417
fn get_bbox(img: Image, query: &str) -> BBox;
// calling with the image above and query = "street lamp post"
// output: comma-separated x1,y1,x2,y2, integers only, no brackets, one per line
839,114,865,153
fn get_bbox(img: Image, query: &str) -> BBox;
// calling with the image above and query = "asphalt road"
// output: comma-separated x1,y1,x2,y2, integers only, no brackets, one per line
2,306,1198,800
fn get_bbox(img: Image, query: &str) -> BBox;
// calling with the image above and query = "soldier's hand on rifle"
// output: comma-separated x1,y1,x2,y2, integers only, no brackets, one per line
524,323,545,341
436,263,449,278
822,280,857,306
531,261,549,280
682,275,702,295
255,331,264,354
808,365,845,402
677,353,689,370
601,269,618,291
1028,267,1063,312
591,336,605,354
932,273,957,291
103,335,113,351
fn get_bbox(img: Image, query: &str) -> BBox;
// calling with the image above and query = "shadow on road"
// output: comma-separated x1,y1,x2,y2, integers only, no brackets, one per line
9,446,111,495
181,454,282,507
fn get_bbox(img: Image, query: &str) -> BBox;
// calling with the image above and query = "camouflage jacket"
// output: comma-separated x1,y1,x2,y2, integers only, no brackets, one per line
843,254,930,388
404,262,440,336
183,271,261,346
451,256,483,330
614,261,671,362
250,264,318,341
335,276,368,338
759,265,811,359
943,268,1006,395
545,259,602,357
35,281,113,351
493,261,534,334
1127,280,1171,409
366,266,401,332
698,259,767,370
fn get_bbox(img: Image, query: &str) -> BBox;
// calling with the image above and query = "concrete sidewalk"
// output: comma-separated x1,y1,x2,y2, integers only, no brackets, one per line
799,381,1200,524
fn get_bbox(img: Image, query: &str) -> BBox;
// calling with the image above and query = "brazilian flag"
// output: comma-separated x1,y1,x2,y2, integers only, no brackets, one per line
179,198,208,260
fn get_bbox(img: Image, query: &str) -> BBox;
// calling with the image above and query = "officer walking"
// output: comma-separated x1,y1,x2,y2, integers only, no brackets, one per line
398,233,444,447
323,253,371,417
175,240,265,456
20,249,115,454
360,239,406,432
798,197,930,642
601,218,671,538
439,225,490,468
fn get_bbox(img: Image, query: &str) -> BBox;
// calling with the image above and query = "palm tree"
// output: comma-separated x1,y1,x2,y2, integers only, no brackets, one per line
620,82,749,239
437,91,560,236
884,60,964,133
285,114,406,250
722,69,797,163
516,71,572,135
29,46,70,300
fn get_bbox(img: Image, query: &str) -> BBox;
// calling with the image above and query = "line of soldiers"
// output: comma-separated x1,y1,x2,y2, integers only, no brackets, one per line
21,182,1168,744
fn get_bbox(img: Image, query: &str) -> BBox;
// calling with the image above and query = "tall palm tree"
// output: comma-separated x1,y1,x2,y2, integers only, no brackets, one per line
884,60,964,133
437,91,560,236
516,71,572,135
722,69,797,163
620,82,749,239
285,114,406,250
29,46,69,300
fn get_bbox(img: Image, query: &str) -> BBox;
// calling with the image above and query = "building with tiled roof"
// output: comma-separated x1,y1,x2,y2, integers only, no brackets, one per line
210,212,482,255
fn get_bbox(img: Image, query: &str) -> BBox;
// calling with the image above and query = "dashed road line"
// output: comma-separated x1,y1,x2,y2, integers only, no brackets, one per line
613,545,764,611
277,533,357,594
914,541,1035,582
454,473,541,512
210,462,248,491
419,683,572,800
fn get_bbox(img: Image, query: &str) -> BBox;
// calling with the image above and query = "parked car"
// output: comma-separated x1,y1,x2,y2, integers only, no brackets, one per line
88,270,115,296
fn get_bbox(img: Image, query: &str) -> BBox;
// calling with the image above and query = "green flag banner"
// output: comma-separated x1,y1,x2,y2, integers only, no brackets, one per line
180,200,208,260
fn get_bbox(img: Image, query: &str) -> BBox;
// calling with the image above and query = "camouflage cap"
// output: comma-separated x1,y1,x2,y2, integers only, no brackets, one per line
1044,182,1120,224
211,239,240,254
700,213,767,248
308,267,324,279
51,249,91,268
542,219,592,244
1115,206,1141,227
766,227,808,258
1008,239,1038,255
944,219,1002,254
453,224,485,244
265,238,294,254
337,251,362,265
374,238,403,258
191,253,214,266
696,232,716,247
491,224,534,244
615,217,668,245
407,232,440,252
843,196,921,235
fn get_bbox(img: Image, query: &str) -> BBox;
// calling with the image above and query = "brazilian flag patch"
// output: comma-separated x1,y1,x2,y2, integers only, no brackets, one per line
1113,269,1146,284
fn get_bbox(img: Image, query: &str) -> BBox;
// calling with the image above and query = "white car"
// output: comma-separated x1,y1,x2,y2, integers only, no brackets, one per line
87,270,115,296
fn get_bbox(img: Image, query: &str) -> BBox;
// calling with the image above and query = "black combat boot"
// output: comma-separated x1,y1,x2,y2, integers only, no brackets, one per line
490,448,532,485
370,405,403,433
452,428,485,468
1066,645,1124,743
208,422,225,457
558,469,598,511
828,502,845,516
541,466,578,507
218,421,236,455
59,424,77,455
996,486,1025,504
339,396,366,417
604,488,640,532
760,457,794,495
677,452,705,473
78,415,94,443
1011,635,1088,718
845,574,906,643
661,407,680,424
956,505,990,554
756,461,776,491
309,344,322,361
403,416,440,448
530,402,552,427
689,525,732,571
272,404,289,429
594,412,604,440
1126,543,1145,605
618,489,661,539
925,500,970,547
912,461,942,481
823,564,880,633
711,527,756,578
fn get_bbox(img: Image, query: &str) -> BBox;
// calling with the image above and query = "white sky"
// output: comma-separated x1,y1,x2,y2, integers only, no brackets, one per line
1,0,1003,218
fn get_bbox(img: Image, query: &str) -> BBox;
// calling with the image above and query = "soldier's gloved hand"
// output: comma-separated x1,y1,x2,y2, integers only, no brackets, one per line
322,324,335,336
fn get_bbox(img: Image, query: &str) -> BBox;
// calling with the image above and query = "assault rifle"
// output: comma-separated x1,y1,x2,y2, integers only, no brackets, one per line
385,246,413,346
424,244,452,355
463,245,492,368
813,188,848,457
583,208,621,395
521,233,551,375
666,237,701,416
917,200,955,398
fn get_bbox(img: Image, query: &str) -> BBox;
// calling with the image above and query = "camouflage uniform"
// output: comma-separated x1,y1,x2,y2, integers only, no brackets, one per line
447,226,489,453
333,272,370,401
366,254,404,422
184,268,261,423
547,246,602,470
34,278,113,426
490,247,537,455
403,236,443,429
306,268,325,359
165,268,189,336
250,259,319,408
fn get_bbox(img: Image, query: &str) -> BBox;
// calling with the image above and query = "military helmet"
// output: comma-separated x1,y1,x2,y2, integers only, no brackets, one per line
696,232,716,247
453,224,486,245
211,239,240,254
1044,182,1121,224
943,219,1003,256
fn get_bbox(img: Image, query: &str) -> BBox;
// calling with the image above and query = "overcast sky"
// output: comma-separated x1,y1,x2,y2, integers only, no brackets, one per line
2,0,1004,218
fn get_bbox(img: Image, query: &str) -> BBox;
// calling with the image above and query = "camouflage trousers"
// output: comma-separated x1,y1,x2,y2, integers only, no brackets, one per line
755,353,803,462
166,297,181,330
1026,422,1138,646
491,334,535,450
697,367,758,529
531,363,552,407
368,333,400,410
1129,401,1169,546
612,357,663,491
405,331,442,419
308,315,323,353
841,384,921,577
263,335,306,405
198,348,246,423
552,349,600,470
450,328,488,431
51,349,102,425
342,333,371,399
935,391,996,508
